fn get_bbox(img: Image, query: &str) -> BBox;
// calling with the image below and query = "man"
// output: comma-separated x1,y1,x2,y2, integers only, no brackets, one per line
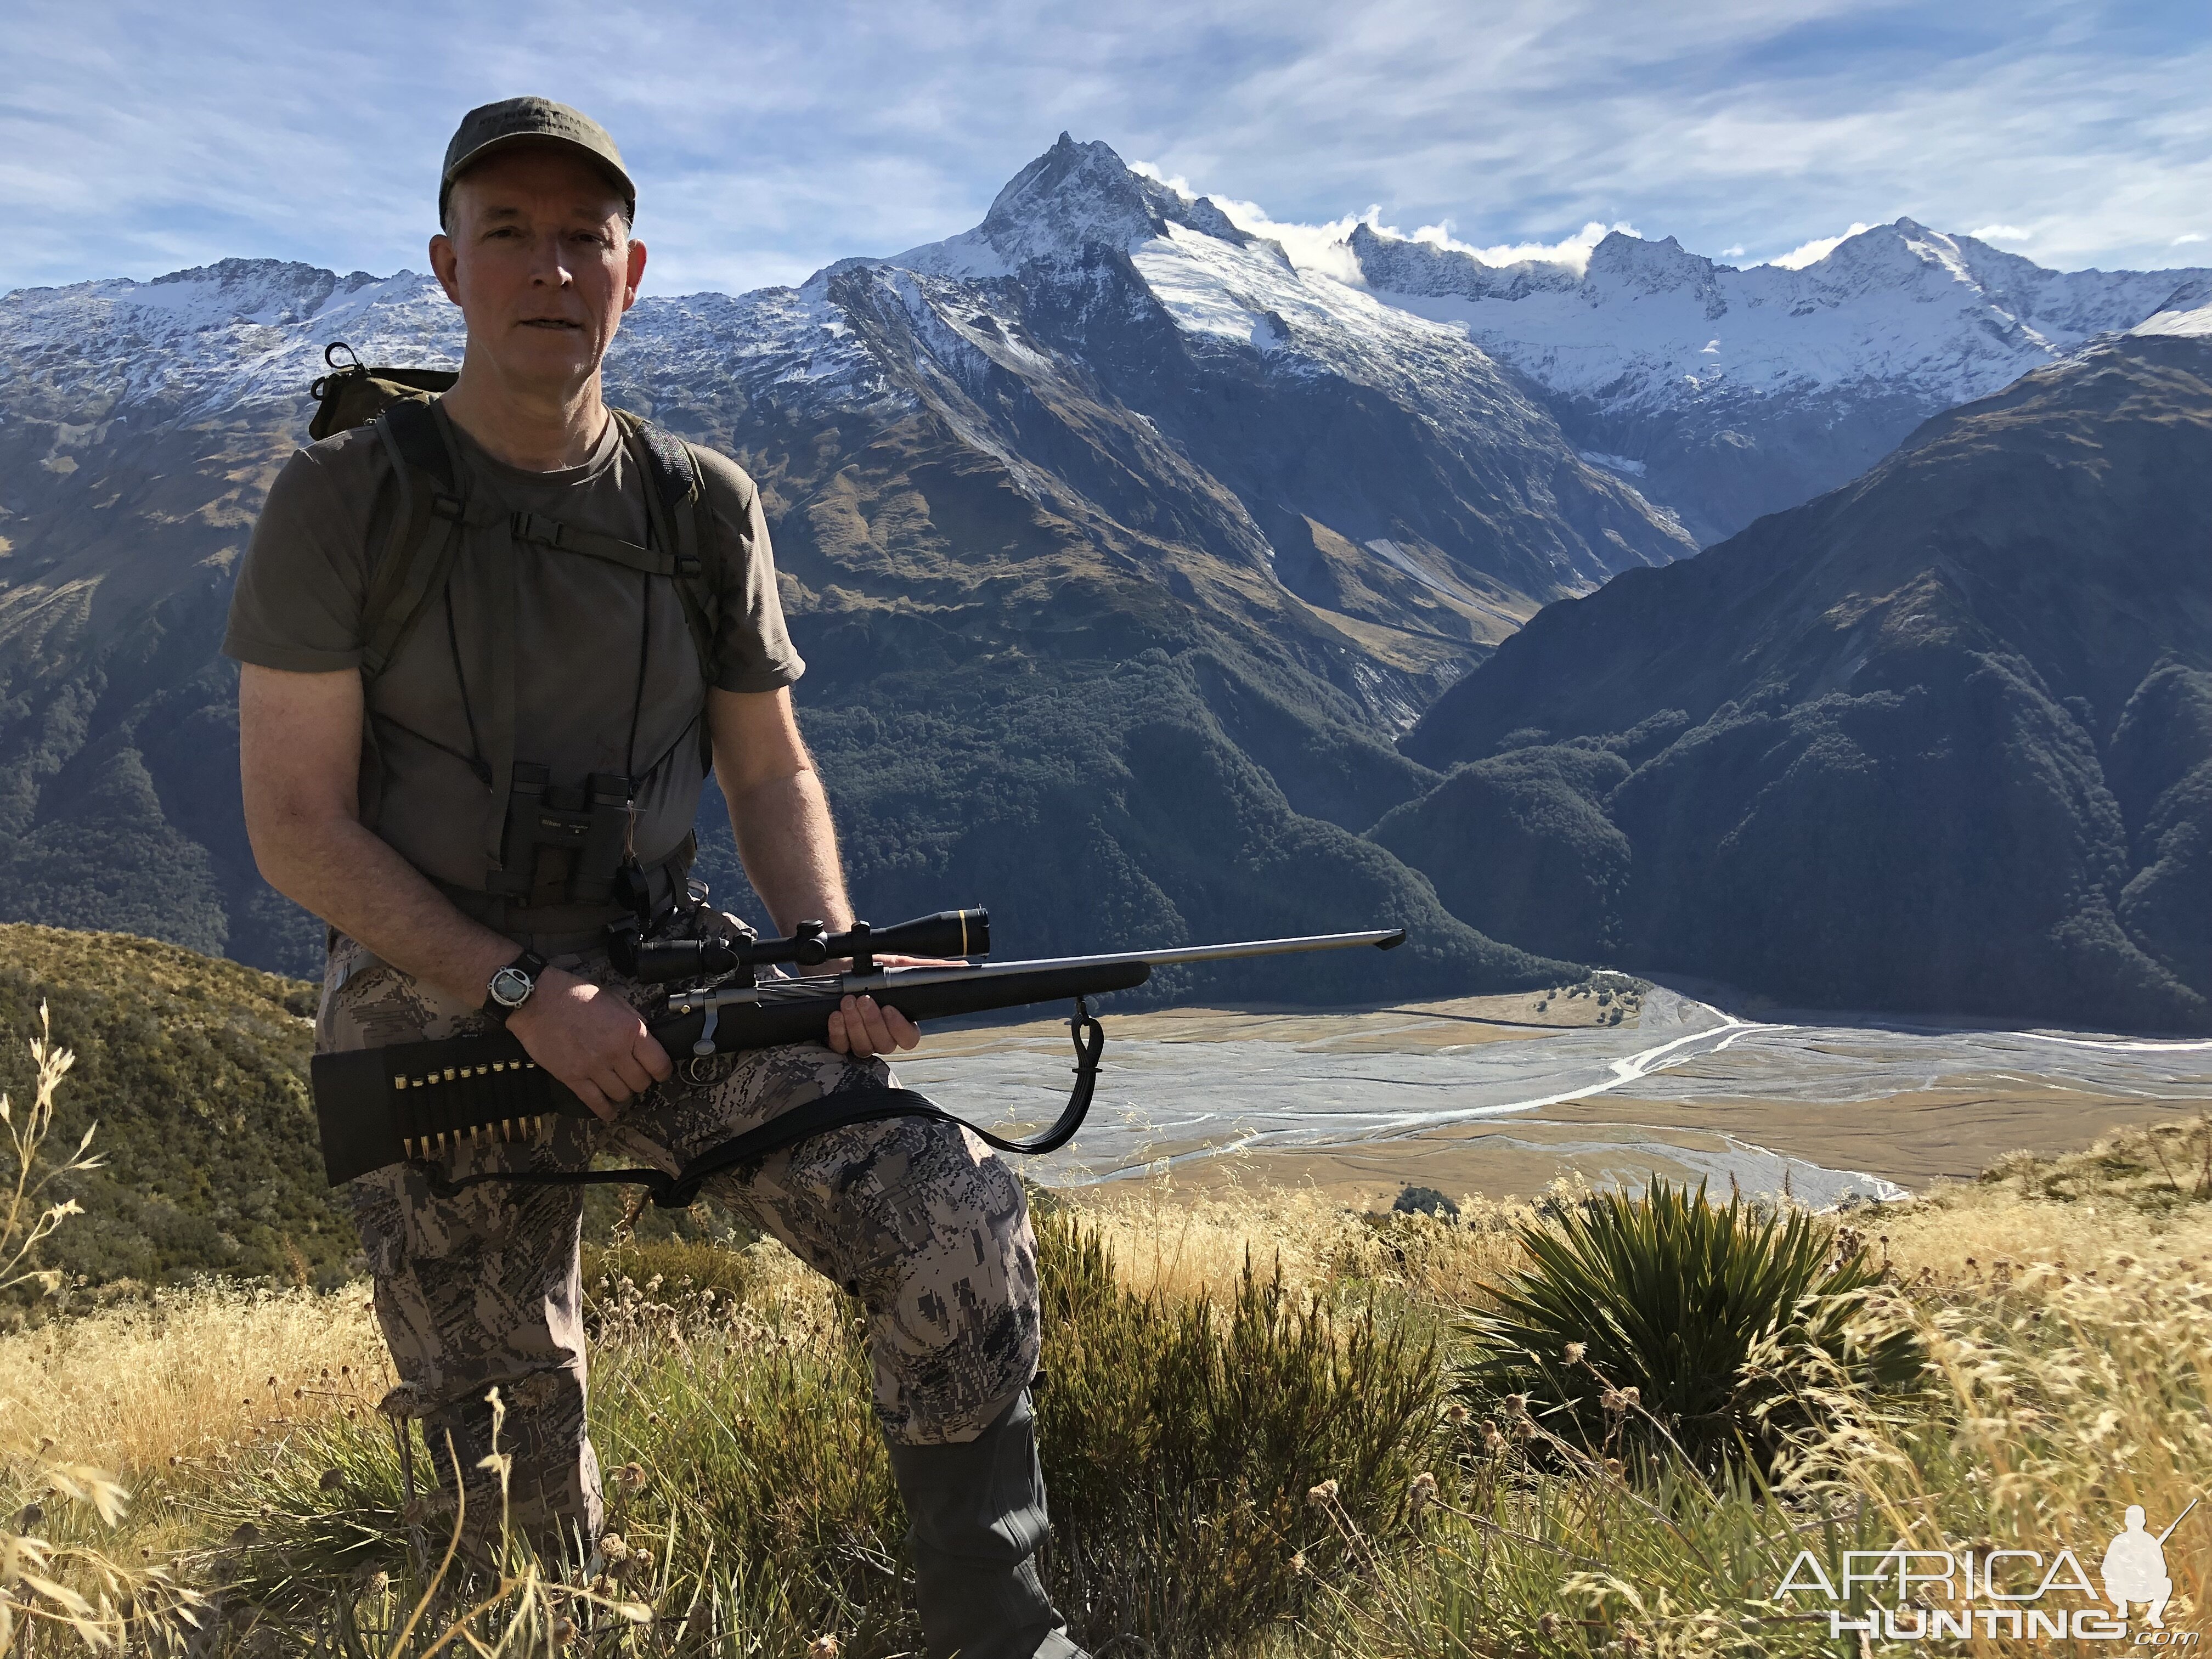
227,97,1080,1659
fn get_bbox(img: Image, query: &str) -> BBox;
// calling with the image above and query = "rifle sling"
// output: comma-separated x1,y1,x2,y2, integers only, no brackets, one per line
422,1005,1106,1210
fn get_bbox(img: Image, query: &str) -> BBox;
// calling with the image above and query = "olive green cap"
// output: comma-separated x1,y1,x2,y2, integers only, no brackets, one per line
439,97,636,227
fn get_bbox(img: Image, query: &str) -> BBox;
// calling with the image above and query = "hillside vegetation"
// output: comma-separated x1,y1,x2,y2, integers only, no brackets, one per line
0,922,348,1291
8,1079,2209,1654
1394,336,2212,1031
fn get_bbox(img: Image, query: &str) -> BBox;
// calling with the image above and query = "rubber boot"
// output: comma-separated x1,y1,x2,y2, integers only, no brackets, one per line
884,1390,1084,1659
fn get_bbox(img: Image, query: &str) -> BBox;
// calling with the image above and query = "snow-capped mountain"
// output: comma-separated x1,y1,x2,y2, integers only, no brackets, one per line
1343,219,2211,543
2,134,1686,982
5,129,2202,1018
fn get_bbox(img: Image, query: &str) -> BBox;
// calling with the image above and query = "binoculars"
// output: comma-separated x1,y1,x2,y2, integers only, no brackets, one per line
489,764,638,908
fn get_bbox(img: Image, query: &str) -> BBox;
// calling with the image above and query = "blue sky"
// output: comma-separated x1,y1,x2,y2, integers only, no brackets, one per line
3,0,2208,298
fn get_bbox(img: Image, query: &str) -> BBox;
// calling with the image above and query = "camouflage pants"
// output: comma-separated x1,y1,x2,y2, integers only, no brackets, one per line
320,929,1042,1544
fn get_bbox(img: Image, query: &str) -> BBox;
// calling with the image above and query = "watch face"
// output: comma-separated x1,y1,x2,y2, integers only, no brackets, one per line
490,965,534,1007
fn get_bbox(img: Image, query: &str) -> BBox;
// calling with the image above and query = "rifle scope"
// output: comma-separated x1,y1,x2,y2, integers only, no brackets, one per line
627,908,990,985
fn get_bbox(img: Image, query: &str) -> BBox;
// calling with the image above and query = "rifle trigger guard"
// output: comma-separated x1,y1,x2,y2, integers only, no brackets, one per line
692,1003,720,1058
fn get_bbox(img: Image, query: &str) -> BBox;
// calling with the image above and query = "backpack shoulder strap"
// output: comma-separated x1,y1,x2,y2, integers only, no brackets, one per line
360,398,472,684
613,410,721,684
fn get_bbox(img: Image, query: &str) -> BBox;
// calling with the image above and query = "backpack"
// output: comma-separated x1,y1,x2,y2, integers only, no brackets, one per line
307,342,721,689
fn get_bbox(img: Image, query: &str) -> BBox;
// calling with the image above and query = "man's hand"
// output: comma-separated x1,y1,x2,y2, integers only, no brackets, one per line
823,953,951,1059
827,995,922,1059
507,968,673,1120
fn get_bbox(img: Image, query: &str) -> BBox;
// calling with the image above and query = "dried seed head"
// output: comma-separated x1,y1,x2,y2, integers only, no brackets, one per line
1618,1386,1640,1408
365,1571,390,1597
1603,1457,1625,1479
550,1617,576,1647
319,1468,345,1493
17,1503,43,1533
1306,1479,1340,1508
808,1637,841,1659
1290,1550,1307,1576
1483,1426,1506,1454
1408,1471,1439,1511
1562,1341,1587,1365
600,1533,631,1564
612,1462,647,1494
1443,1402,1471,1425
1538,1613,1563,1638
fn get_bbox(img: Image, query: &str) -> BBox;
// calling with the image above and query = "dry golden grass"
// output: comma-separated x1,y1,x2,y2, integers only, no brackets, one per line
0,1282,390,1488
1877,1181,2212,1288
1064,1171,1554,1311
7,1107,2212,1654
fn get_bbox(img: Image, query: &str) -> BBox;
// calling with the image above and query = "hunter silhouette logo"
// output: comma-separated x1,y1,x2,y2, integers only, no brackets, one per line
1774,1500,2200,1643
2106,1502,2196,1630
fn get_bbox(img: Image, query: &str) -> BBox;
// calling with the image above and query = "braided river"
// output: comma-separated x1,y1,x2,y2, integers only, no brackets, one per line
897,986,2212,1205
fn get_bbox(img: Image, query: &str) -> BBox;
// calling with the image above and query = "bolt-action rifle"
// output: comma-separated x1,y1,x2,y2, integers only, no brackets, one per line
311,910,1405,1208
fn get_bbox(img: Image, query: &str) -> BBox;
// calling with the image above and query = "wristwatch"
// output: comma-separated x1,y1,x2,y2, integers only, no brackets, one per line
483,950,548,1026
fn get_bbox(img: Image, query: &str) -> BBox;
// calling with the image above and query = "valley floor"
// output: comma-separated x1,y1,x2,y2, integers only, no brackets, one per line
911,981,2212,1209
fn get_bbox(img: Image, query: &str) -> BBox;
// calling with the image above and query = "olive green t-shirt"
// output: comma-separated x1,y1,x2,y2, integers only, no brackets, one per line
223,408,804,901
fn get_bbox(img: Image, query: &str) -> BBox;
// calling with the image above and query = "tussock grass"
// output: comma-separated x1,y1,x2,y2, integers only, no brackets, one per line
8,1112,2212,1653
1462,1181,1923,1470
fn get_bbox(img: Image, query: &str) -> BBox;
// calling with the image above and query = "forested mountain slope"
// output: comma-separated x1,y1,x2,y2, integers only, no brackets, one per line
1384,335,2212,1030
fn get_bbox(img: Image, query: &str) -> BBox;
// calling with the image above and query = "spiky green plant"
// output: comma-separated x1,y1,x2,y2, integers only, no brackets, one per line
1459,1181,1921,1470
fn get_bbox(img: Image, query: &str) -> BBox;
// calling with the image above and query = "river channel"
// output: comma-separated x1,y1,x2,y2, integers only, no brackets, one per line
893,988,2212,1205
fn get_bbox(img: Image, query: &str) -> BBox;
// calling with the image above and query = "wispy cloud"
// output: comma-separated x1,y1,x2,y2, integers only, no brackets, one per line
1408,219,1644,275
1768,223,1873,269
3,0,2209,297
1968,223,2032,241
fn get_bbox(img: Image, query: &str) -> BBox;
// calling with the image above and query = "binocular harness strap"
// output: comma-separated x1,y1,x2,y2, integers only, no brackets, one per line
421,1001,1107,1209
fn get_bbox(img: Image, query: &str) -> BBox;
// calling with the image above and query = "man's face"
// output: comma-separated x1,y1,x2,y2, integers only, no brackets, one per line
430,146,645,394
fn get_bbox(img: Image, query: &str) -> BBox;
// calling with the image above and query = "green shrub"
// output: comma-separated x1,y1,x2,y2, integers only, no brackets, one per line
1458,1181,1920,1471
1033,1211,1440,1655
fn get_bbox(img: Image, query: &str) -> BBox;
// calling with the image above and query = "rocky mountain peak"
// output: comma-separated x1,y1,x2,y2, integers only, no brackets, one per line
888,134,1254,277
138,257,386,326
980,133,1254,261
1582,231,1717,295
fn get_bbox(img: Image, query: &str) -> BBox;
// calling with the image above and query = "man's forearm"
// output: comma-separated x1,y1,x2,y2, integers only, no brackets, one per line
723,766,851,936
252,814,516,1008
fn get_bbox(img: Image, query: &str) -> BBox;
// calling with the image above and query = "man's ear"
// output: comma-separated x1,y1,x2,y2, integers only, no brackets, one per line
429,233,462,304
623,237,647,312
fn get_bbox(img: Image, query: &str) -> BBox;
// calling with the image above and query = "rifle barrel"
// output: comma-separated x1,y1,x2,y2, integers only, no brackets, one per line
2158,1497,2199,1544
1062,926,1407,969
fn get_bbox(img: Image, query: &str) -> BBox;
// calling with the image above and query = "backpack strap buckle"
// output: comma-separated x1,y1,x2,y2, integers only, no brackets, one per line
510,510,563,548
